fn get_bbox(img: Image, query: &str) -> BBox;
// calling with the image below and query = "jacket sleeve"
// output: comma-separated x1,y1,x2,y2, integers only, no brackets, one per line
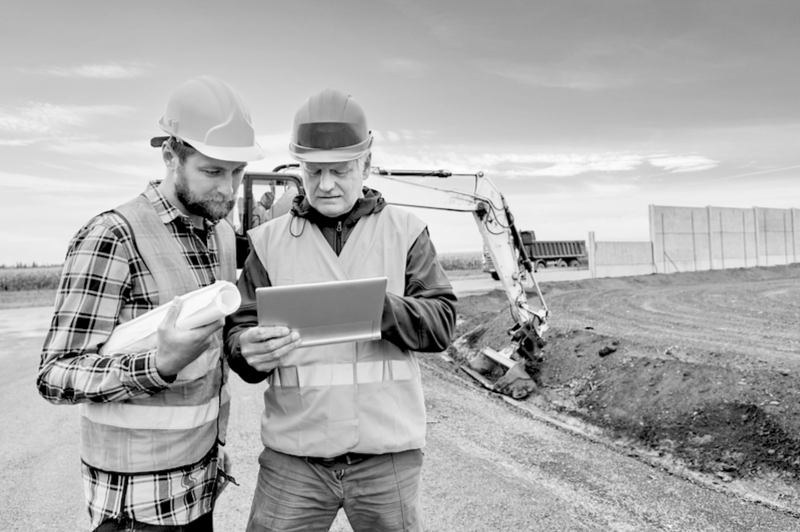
224,250,273,383
37,216,171,404
381,228,457,352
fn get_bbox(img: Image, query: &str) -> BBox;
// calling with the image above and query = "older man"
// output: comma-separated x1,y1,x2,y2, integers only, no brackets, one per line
39,75,264,531
225,89,456,532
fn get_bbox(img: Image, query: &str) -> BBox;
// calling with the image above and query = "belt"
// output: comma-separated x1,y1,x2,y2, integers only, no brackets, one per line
303,452,377,468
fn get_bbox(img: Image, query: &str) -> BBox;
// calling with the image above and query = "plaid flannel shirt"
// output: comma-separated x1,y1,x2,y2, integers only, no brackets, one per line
38,181,225,528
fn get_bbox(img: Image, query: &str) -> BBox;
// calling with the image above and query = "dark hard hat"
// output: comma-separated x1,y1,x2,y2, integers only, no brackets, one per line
289,89,372,163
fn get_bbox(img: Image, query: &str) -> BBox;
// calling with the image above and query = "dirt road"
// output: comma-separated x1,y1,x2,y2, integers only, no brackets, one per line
453,264,800,514
543,266,800,372
3,304,799,531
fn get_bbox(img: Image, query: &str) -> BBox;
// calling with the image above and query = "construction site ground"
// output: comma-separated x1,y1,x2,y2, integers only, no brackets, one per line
5,265,800,530
445,263,800,511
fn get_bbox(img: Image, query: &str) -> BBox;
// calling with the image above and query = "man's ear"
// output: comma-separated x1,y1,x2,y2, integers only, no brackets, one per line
162,144,177,170
362,153,371,179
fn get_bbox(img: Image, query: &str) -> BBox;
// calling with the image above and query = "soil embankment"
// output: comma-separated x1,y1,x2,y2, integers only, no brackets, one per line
448,264,800,508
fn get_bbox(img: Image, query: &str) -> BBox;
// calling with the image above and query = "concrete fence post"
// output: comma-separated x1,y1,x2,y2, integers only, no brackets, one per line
707,206,714,270
588,231,597,279
742,211,748,268
648,205,659,273
793,209,798,264
691,211,697,271
754,207,761,266
785,212,790,266
720,211,726,270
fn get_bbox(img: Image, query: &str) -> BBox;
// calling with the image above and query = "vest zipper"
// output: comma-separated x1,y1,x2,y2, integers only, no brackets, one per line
335,221,343,255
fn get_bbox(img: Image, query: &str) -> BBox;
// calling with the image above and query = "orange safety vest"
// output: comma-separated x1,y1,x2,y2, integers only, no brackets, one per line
249,206,428,457
79,195,235,473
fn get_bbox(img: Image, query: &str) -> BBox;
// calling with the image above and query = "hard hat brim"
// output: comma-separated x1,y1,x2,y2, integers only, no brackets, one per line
151,135,266,162
289,137,372,163
190,137,266,162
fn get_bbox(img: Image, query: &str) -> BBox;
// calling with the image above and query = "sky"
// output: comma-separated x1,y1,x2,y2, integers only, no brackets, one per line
1,0,799,265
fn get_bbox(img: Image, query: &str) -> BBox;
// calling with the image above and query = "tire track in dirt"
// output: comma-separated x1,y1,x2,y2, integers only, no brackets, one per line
545,275,800,370
450,264,800,511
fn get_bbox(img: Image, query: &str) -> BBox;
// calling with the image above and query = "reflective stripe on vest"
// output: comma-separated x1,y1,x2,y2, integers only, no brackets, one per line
250,206,428,457
271,360,415,387
80,384,229,429
79,194,235,473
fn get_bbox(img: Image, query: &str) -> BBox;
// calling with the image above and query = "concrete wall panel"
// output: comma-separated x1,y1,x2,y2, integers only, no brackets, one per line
655,206,704,233
650,204,798,273
595,242,653,266
596,265,655,278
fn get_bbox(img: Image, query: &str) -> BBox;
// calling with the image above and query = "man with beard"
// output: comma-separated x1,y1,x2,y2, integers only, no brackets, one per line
38,76,264,532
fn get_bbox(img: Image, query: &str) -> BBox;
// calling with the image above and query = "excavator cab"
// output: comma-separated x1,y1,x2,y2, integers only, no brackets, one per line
234,166,304,268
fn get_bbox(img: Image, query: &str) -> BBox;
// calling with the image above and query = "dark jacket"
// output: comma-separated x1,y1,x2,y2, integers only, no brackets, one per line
224,187,458,383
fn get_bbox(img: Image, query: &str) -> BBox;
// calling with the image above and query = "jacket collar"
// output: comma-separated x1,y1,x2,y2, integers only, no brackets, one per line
291,187,386,227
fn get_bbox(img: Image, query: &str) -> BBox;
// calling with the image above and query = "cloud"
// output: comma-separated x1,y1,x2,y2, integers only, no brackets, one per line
372,147,647,177
647,155,720,173
255,133,290,151
21,62,152,79
372,129,431,143
0,103,134,135
0,171,101,192
379,58,428,78
46,139,149,156
0,139,37,146
527,153,645,177
87,162,163,177
485,62,632,90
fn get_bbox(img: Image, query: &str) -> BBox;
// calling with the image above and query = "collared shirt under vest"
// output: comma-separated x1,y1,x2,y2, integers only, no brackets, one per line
249,205,428,458
79,194,235,473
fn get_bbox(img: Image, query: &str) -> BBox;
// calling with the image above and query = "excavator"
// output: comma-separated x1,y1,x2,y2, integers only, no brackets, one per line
233,165,550,400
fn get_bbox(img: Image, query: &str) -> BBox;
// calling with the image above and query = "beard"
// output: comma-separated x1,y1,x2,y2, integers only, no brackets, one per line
174,164,235,222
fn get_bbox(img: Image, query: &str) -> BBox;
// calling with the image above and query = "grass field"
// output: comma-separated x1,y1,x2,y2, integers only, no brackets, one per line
0,253,482,310
0,266,61,291
438,251,482,271
0,266,61,309
0,289,56,310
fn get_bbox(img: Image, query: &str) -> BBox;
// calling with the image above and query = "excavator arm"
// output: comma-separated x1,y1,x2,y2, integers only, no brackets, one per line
369,168,549,399
238,166,550,399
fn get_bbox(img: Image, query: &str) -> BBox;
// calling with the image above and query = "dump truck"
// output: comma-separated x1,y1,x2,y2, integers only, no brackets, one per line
483,230,587,278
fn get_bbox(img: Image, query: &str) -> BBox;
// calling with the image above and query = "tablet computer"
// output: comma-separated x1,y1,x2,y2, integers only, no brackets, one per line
256,277,388,347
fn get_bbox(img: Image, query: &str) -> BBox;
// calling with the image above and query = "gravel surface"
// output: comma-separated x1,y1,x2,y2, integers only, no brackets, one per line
3,304,800,530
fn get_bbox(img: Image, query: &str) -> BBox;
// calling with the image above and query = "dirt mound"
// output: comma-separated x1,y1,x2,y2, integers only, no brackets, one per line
449,265,800,500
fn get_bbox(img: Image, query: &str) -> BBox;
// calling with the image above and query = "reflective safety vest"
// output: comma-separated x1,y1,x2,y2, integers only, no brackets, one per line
79,195,235,473
249,206,428,457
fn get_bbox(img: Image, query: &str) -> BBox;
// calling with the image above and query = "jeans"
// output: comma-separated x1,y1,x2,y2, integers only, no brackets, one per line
246,447,424,532
94,512,213,532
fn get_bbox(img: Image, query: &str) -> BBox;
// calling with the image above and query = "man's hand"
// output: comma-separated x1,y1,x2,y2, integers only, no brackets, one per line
155,297,224,378
238,325,301,373
214,447,234,502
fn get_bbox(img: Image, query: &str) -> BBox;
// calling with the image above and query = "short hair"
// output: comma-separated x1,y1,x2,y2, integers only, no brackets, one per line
168,137,197,164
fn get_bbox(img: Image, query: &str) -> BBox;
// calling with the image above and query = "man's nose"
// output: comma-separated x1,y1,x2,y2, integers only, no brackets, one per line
318,170,335,191
217,172,236,196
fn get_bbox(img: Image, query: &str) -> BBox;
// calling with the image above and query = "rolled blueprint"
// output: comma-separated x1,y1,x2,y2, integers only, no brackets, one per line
99,280,241,355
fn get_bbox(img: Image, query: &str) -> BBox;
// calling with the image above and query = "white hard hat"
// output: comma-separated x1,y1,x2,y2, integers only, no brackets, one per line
289,89,372,163
151,75,265,162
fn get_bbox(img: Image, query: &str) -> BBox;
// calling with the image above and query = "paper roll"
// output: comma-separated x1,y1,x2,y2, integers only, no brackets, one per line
176,284,241,329
99,280,242,355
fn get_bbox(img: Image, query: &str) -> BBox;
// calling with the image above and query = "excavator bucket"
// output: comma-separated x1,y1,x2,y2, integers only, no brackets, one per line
461,319,545,400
